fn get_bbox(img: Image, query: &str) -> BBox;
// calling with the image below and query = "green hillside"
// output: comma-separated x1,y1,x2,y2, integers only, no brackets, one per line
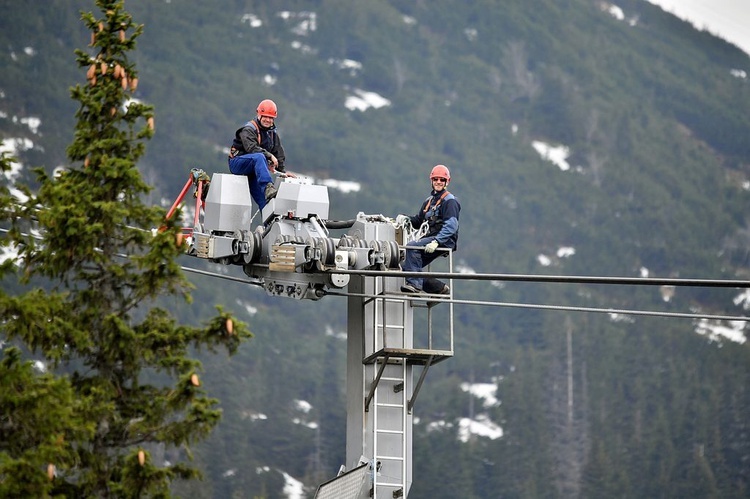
2,0,749,497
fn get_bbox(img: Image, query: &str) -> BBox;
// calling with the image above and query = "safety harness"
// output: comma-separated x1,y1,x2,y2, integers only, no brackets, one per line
228,119,275,159
245,120,262,145
422,190,450,214
422,190,451,236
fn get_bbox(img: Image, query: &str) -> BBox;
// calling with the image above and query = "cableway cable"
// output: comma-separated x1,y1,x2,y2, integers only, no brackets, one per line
166,264,750,323
2,227,748,323
322,289,748,322
331,268,750,289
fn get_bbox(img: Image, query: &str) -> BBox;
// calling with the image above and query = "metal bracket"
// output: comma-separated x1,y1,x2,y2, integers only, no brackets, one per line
408,355,434,414
364,354,390,412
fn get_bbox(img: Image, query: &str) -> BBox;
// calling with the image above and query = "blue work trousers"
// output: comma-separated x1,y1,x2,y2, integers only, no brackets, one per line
228,153,274,209
402,238,444,290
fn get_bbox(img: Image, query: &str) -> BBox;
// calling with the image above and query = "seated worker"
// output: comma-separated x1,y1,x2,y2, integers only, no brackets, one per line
397,164,460,294
228,99,294,209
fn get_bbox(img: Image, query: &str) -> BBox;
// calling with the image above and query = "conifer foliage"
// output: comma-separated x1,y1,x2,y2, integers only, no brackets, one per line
0,1,251,496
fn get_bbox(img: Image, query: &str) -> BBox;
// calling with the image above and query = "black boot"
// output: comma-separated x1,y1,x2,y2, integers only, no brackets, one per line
423,277,449,294
264,182,277,201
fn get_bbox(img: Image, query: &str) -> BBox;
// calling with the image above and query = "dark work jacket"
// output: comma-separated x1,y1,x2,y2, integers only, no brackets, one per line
409,189,460,250
229,118,286,172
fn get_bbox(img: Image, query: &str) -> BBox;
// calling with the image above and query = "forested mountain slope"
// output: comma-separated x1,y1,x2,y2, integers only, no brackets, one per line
2,0,749,497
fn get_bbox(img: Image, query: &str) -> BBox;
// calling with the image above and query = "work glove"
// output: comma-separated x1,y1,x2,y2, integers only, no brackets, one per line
424,240,439,253
268,154,278,172
395,214,410,227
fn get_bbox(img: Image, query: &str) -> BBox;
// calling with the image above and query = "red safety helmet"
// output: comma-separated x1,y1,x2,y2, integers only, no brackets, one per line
430,164,451,183
256,99,278,118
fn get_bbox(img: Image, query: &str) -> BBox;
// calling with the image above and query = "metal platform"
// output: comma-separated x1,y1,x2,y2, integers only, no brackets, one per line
363,347,453,366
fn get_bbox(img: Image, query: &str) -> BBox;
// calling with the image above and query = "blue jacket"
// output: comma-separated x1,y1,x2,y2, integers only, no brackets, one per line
409,190,460,249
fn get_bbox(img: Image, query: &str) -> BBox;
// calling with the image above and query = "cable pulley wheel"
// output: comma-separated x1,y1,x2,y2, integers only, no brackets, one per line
385,240,400,268
338,235,353,249
245,231,262,264
315,237,336,266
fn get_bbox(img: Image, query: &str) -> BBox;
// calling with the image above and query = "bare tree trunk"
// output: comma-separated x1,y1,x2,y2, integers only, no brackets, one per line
548,316,590,498
567,317,574,428
503,41,539,101
392,56,408,94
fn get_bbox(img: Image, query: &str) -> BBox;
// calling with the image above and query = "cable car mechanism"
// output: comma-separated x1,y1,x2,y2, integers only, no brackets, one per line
167,169,406,300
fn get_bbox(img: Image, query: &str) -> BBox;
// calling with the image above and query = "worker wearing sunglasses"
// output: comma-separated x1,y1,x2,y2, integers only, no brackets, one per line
395,164,460,295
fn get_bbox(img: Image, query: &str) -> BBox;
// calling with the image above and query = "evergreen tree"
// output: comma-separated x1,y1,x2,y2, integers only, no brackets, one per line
0,1,251,496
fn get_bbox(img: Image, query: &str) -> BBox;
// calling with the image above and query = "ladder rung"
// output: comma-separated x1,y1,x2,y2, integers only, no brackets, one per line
375,481,405,487
374,456,405,462
375,323,406,329
380,376,404,382
376,403,404,409
375,429,405,435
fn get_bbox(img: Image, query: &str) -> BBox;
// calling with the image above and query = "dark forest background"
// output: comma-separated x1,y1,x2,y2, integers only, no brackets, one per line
2,0,749,497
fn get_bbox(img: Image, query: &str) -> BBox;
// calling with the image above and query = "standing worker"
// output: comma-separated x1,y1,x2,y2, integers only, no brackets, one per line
228,99,294,209
397,164,460,294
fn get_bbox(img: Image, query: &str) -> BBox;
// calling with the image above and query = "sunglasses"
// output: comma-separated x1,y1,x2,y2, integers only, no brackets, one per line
431,177,447,183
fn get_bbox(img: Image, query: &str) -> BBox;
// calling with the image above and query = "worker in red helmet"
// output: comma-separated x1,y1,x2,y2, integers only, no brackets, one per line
396,164,461,294
228,99,294,209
